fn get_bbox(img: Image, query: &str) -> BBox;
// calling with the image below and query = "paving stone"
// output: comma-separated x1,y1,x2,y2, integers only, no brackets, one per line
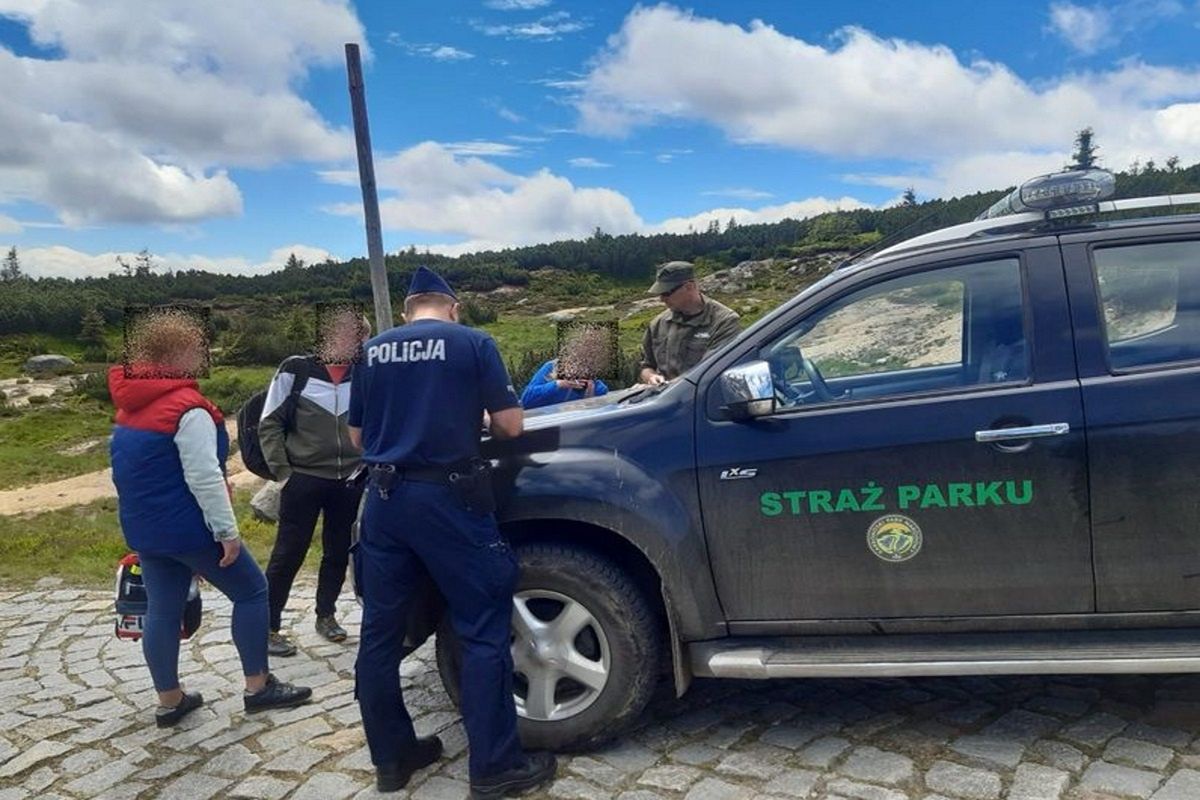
794,736,852,768
822,779,908,800
618,792,668,800
0,740,72,779
681,777,754,800
980,710,1060,745
759,718,840,750
762,768,820,798
549,777,614,800
1031,739,1087,773
411,776,473,800
569,756,626,786
838,746,914,786
21,766,56,794
291,771,360,800
1103,737,1176,770
139,753,199,781
714,746,788,780
1152,769,1200,800
1079,761,1163,799
923,760,1001,800
256,716,333,753
62,757,139,796
1062,712,1129,749
1124,722,1192,750
201,743,260,778
595,740,660,772
229,775,297,800
637,764,703,791
950,734,1025,768
1008,763,1071,800
157,773,233,800
262,744,328,773
668,743,723,766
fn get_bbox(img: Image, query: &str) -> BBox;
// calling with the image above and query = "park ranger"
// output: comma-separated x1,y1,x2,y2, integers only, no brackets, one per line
640,260,741,384
348,266,557,797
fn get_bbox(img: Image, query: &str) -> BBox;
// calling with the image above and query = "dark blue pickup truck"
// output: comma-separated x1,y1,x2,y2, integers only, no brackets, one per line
436,170,1200,751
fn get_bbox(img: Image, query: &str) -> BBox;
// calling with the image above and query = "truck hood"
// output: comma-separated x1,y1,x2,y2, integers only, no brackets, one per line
522,383,672,431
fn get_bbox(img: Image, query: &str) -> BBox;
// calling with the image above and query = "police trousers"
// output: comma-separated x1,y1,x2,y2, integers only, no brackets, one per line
354,479,525,780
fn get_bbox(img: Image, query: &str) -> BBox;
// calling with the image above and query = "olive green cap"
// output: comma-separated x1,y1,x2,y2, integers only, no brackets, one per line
648,261,695,295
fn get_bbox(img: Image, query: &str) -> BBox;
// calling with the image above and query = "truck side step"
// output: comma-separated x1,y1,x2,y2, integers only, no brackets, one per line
691,628,1200,679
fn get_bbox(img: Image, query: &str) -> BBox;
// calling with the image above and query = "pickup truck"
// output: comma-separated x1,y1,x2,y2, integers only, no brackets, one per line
433,169,1200,751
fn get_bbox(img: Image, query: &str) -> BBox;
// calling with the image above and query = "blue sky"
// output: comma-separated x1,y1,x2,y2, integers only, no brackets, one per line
2,0,1199,277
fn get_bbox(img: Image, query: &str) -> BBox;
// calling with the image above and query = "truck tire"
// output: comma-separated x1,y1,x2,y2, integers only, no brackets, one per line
435,542,661,751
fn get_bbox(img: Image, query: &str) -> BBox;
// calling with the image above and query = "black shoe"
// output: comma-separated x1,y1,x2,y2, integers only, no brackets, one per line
376,736,444,793
155,690,203,728
470,752,557,800
243,673,313,714
268,631,298,657
315,615,348,643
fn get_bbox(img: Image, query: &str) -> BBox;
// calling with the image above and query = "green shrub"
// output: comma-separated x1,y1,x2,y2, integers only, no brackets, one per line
199,367,275,414
72,372,113,405
0,394,18,418
27,395,49,406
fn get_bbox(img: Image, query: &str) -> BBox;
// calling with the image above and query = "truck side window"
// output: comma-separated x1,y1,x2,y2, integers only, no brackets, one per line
1095,241,1200,371
762,258,1025,408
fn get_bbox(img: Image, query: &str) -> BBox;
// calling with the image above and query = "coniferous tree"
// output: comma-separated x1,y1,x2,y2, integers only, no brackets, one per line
1069,127,1100,169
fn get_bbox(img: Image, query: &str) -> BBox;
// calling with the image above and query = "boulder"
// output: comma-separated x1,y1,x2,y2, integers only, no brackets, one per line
23,354,75,373
250,481,283,522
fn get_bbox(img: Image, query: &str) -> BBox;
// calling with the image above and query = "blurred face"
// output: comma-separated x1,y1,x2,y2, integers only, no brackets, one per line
319,310,367,363
660,280,699,312
128,311,208,378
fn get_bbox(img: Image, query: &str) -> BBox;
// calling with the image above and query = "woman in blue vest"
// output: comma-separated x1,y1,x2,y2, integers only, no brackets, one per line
109,311,312,727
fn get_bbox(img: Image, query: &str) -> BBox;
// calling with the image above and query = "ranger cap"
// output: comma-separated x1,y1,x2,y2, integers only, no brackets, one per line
648,261,695,295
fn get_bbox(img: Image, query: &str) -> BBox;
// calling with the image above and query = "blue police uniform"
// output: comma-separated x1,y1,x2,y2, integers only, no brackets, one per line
350,268,525,783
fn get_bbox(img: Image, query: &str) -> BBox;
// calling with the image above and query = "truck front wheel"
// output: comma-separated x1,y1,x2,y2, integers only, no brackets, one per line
435,542,662,751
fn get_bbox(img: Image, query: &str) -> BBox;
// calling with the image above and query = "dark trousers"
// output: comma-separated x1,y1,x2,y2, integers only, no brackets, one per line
355,480,524,781
139,544,269,691
265,472,363,631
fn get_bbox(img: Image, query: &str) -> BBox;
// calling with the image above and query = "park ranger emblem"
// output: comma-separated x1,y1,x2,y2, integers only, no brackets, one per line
867,515,923,562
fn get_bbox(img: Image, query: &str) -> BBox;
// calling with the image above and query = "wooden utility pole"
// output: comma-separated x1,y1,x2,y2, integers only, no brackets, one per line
345,43,394,332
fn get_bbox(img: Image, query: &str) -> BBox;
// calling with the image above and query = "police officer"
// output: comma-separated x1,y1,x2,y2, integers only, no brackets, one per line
640,260,741,384
348,267,557,797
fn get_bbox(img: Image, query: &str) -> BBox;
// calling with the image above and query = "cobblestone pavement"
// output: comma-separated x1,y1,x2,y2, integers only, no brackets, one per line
4,581,1200,800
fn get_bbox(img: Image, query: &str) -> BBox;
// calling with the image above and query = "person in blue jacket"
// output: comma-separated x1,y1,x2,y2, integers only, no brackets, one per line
520,359,609,409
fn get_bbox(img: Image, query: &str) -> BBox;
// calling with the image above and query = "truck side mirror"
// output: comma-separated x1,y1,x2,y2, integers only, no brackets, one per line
720,360,776,420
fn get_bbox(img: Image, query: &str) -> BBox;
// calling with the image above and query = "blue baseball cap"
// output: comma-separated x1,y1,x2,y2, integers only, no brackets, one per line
407,266,457,300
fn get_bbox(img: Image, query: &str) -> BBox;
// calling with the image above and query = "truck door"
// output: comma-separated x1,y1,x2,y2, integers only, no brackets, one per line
1062,230,1200,612
694,245,1094,623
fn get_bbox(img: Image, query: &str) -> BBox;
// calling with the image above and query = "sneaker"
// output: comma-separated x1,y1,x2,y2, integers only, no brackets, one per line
470,752,557,800
268,631,297,657
376,736,444,793
315,614,348,642
154,690,203,729
244,673,313,714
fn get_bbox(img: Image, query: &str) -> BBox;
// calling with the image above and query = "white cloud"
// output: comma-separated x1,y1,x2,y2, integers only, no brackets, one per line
1048,1,1183,54
1048,3,1112,53
322,141,642,252
568,157,612,168
509,134,549,143
18,243,338,279
574,5,1200,196
441,140,526,158
474,10,587,39
387,35,474,61
0,0,361,225
485,0,553,9
702,188,774,200
497,106,524,123
652,197,872,235
0,214,22,235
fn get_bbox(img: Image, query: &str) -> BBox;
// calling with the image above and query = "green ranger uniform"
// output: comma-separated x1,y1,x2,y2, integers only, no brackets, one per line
641,262,741,380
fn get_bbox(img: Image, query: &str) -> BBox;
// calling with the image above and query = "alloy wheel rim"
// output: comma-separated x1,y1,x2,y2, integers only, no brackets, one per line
510,589,611,722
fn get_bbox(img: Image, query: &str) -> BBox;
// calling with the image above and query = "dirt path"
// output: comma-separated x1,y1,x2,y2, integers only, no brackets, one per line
0,420,264,517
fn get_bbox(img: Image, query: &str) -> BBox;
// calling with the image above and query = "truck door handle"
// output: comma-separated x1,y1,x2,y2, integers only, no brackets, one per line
975,423,1070,443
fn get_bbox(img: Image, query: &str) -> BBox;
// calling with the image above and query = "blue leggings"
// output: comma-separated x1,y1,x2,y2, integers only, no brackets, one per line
138,543,270,692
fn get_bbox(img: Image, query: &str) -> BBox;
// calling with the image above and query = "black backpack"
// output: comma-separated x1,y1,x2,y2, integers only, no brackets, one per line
237,356,311,481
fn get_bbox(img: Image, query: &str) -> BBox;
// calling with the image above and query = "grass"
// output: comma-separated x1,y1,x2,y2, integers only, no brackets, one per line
0,488,314,587
0,399,115,489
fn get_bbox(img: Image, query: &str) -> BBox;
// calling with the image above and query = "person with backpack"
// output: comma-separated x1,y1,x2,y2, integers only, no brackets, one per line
255,310,369,656
110,309,312,727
